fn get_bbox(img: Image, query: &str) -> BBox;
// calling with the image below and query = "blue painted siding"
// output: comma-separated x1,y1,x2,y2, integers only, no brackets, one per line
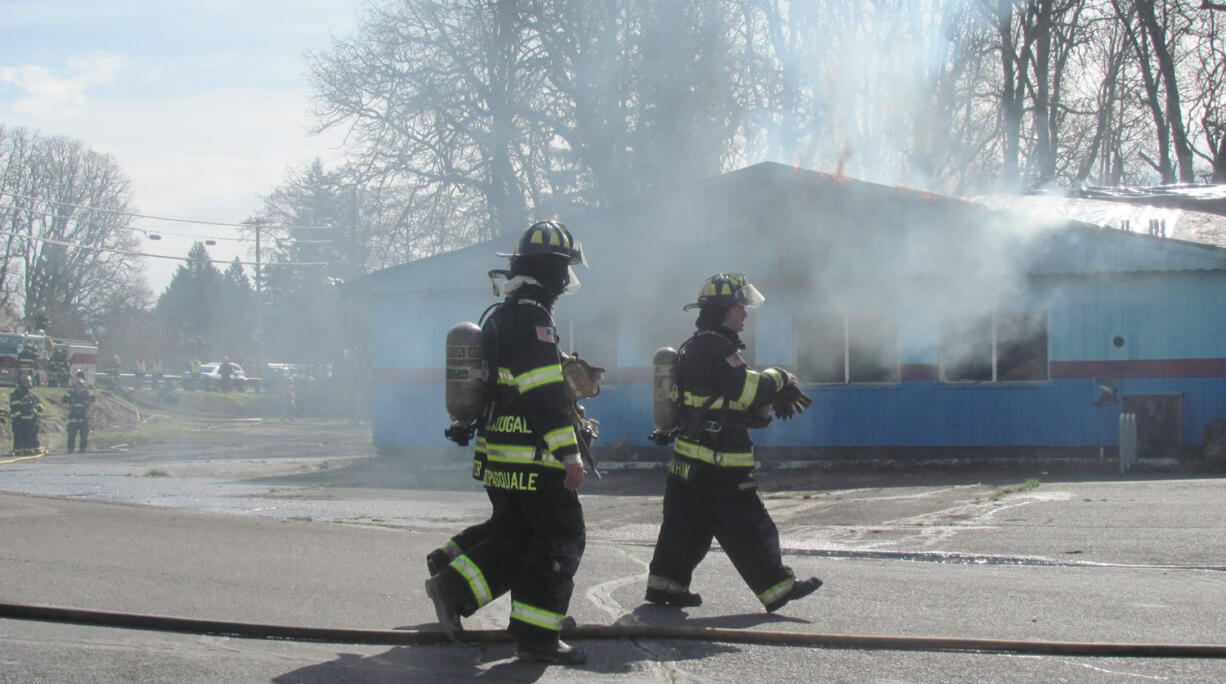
1041,271,1226,361
372,384,445,448
368,269,1226,452
374,375,1225,450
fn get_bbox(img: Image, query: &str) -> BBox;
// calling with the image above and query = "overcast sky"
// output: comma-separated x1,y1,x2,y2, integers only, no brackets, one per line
0,0,357,295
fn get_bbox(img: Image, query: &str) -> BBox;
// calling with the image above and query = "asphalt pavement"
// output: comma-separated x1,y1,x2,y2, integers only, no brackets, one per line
2,422,1226,682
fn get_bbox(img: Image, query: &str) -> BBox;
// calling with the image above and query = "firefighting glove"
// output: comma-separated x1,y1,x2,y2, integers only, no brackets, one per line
772,374,812,420
561,354,605,401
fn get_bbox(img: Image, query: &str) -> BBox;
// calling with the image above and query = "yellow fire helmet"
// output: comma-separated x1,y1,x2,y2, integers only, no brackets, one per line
497,220,586,267
683,273,765,311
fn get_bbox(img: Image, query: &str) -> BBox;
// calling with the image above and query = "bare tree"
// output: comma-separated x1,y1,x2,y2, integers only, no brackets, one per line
311,0,776,255
1188,6,1226,180
0,127,146,336
306,0,1223,264
1137,0,1196,181
1109,0,1200,182
310,0,548,254
1074,7,1130,183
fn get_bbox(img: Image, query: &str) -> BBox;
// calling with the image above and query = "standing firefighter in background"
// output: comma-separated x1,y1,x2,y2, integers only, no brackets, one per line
645,273,821,613
219,356,234,392
17,341,38,386
107,355,122,390
65,371,93,453
9,374,42,455
425,220,593,666
48,344,70,387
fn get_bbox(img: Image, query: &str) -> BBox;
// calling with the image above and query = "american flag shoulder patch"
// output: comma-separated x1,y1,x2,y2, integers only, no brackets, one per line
536,326,556,343
725,353,745,367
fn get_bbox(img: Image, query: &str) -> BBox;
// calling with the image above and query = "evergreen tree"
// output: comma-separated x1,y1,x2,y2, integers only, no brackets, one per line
153,242,225,363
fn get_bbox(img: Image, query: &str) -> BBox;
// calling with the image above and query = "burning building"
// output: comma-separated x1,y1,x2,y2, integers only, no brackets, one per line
354,162,1226,466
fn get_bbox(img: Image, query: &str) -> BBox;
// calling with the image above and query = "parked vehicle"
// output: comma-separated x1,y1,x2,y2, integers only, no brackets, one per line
200,361,247,391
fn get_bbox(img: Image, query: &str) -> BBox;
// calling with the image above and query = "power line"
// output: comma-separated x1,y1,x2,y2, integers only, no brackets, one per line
0,202,251,243
0,201,334,267
0,189,331,232
0,227,328,269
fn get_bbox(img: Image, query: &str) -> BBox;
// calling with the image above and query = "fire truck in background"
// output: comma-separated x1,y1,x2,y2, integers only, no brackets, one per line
57,338,99,385
0,331,98,386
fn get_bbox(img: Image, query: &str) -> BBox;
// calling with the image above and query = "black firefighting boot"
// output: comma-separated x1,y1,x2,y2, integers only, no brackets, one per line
425,548,451,576
423,576,462,643
516,639,587,665
764,577,822,613
644,587,703,607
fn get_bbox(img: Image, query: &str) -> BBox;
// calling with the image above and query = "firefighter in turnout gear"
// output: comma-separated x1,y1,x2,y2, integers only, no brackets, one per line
9,373,43,455
48,344,70,387
425,220,592,666
65,371,93,452
17,341,38,386
645,273,821,613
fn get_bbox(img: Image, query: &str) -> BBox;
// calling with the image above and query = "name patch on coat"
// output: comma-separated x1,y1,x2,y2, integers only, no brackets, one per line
482,469,539,491
489,414,533,434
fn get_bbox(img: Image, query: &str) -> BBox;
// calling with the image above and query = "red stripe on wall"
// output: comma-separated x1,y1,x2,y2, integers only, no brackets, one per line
374,358,1226,386
1051,359,1226,378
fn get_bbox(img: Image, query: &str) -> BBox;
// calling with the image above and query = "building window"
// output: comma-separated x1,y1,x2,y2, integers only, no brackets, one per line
940,310,1048,383
848,312,899,383
795,314,845,384
997,310,1048,381
941,314,993,382
794,312,898,384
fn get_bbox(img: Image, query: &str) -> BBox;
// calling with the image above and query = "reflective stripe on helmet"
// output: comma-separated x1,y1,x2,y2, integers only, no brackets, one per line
499,220,585,266
685,273,765,311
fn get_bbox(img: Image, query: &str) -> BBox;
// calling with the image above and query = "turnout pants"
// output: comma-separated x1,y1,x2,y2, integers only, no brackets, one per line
433,489,497,561
67,419,88,452
12,418,38,453
648,462,797,607
434,475,585,647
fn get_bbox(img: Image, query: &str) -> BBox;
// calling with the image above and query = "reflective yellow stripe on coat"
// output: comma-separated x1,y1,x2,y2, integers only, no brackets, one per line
674,437,755,467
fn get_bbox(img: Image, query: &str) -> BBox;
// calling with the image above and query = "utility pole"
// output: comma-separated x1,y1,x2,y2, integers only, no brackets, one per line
255,219,263,388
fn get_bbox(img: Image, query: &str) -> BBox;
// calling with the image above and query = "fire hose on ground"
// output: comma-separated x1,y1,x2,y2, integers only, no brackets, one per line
1,601,1225,658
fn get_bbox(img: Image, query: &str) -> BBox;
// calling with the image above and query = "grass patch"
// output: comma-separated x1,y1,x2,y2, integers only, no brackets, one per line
164,390,267,418
142,468,171,477
90,419,210,450
989,477,1041,501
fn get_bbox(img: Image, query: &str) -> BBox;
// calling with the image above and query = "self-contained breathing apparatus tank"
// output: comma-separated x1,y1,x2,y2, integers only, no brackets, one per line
444,321,485,446
648,346,680,445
